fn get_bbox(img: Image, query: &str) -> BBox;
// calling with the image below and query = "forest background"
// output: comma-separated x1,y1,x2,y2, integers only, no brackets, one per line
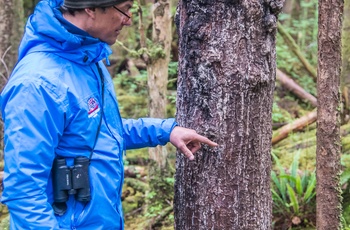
0,0,349,229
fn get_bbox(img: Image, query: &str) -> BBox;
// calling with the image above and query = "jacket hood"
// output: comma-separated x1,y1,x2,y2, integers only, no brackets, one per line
18,0,112,65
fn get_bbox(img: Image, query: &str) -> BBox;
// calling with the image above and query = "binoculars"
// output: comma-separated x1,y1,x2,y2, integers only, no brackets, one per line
52,156,91,216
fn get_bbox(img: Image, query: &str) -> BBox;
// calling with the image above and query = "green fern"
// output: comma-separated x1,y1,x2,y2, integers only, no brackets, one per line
271,152,316,228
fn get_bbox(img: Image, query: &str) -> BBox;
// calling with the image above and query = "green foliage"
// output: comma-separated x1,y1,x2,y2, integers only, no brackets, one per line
114,0,168,63
114,70,148,94
271,152,316,229
167,61,178,89
272,101,293,124
276,0,318,97
113,61,178,119
0,215,9,230
341,155,350,185
144,163,175,228
113,70,148,118
340,154,350,226
116,40,166,61
146,40,166,60
132,170,175,224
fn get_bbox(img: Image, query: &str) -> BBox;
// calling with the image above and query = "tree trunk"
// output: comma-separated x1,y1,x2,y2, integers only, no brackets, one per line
316,0,344,229
0,0,24,223
282,0,294,14
281,0,294,27
174,1,283,229
147,0,172,167
0,0,24,166
0,0,24,84
0,0,24,139
146,0,173,228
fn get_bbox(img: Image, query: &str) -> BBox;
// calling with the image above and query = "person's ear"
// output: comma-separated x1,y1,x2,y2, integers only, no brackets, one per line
85,8,96,18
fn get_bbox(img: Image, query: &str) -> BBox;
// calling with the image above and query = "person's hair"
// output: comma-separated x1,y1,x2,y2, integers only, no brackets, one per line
60,5,84,16
60,5,107,16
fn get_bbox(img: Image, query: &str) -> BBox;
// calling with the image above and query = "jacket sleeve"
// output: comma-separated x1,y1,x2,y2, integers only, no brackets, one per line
122,118,177,150
1,79,65,229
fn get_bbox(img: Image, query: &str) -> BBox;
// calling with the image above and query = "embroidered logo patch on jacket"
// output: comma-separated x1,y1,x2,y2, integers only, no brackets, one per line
87,97,100,118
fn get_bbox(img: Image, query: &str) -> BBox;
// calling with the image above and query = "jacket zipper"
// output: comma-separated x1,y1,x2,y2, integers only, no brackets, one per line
73,62,105,228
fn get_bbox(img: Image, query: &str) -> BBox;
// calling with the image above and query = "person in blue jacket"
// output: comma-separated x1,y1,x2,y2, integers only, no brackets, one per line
0,0,217,229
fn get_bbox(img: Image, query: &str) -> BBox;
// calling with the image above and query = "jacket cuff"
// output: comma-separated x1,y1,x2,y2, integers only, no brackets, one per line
159,118,178,144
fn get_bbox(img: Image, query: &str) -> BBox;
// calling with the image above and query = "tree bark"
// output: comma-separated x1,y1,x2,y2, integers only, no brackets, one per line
174,1,283,229
316,0,344,229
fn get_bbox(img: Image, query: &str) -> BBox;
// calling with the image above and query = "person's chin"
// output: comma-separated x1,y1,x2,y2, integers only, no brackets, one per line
104,37,117,45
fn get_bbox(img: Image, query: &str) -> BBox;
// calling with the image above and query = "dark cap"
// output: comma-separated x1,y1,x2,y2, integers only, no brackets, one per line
63,0,129,9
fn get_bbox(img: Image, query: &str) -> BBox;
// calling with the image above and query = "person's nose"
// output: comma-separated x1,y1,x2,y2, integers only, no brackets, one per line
122,17,132,26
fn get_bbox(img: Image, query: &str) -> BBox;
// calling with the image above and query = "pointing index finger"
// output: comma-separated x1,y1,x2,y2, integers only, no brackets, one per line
195,134,218,147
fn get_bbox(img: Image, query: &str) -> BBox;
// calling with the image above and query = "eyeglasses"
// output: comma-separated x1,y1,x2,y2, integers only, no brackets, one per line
113,6,131,22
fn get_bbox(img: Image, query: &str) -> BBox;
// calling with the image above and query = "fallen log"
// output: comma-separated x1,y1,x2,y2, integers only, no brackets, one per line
276,69,317,107
149,206,173,229
272,123,350,171
272,110,317,145
274,123,350,153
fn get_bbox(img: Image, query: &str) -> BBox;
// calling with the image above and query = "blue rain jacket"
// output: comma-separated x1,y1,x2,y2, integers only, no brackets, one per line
0,0,176,229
